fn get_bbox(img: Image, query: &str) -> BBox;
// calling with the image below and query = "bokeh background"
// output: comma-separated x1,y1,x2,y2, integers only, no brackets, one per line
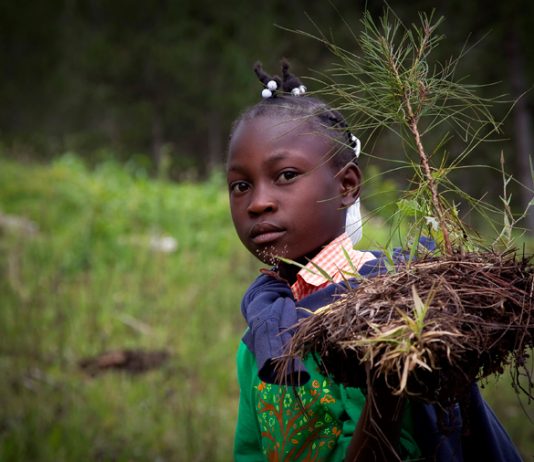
1,0,533,460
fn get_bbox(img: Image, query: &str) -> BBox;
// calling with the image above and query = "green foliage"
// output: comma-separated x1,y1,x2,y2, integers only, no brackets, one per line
0,156,257,461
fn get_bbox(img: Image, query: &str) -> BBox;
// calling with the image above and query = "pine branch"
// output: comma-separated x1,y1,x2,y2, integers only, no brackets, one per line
379,19,453,253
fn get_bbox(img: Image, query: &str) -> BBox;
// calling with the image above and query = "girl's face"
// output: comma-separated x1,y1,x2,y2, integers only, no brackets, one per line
227,116,360,264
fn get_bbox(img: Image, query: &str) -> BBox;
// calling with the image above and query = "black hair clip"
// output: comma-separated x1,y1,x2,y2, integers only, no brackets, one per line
281,59,306,96
254,62,281,98
254,60,307,98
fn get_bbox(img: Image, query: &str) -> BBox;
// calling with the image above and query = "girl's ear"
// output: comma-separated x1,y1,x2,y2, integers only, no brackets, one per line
338,162,361,208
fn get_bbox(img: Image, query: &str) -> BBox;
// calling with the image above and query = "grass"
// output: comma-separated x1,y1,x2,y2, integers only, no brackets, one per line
0,155,256,461
0,155,532,460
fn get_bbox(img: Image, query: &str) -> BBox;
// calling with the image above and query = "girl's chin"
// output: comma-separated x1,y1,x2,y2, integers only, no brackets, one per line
256,252,284,266
252,244,290,265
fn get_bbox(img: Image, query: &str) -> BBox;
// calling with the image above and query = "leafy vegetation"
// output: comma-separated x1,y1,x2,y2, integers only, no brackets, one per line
0,156,254,461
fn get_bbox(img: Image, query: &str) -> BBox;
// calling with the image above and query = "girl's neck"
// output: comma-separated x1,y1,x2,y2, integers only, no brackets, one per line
277,246,323,285
277,261,302,286
275,231,345,285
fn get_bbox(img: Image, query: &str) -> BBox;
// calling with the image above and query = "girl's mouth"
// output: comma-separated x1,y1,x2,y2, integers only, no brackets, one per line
249,222,286,245
251,230,286,245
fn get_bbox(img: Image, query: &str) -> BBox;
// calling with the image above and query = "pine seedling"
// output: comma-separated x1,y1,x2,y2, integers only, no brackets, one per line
296,9,504,254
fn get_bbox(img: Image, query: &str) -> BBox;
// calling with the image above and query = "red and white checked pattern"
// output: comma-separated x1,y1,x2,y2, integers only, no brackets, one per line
291,233,376,301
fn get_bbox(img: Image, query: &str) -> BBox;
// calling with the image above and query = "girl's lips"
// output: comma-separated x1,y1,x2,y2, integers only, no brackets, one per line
251,230,286,245
249,223,286,245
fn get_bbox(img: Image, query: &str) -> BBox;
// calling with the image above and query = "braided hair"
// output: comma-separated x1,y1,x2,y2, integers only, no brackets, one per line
229,60,359,170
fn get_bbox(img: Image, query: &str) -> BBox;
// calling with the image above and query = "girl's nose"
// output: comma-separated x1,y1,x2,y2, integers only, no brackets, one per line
247,187,277,215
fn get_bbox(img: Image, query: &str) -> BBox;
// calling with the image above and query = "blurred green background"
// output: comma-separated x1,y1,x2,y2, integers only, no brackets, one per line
0,0,533,460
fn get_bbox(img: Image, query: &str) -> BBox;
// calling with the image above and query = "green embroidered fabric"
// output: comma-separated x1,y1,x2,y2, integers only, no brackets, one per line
234,342,421,462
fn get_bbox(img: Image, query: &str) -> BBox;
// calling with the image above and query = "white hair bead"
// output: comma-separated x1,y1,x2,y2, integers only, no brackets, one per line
261,88,273,98
267,80,278,91
353,137,361,158
290,85,306,96
350,133,361,158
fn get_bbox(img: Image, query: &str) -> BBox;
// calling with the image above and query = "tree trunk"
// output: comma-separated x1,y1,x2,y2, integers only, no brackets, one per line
207,109,222,173
505,28,534,234
152,111,163,175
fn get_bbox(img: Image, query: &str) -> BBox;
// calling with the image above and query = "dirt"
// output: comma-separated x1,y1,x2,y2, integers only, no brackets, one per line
79,349,170,376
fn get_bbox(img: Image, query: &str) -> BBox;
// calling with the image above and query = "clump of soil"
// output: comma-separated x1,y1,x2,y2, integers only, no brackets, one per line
281,251,534,405
79,349,169,376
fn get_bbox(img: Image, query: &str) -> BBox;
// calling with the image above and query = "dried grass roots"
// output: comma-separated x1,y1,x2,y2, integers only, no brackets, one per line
280,252,534,405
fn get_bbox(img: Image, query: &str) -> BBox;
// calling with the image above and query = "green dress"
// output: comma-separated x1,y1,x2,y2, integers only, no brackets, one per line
234,341,421,462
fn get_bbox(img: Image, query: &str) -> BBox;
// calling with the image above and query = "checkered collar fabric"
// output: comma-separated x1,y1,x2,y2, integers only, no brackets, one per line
291,233,376,301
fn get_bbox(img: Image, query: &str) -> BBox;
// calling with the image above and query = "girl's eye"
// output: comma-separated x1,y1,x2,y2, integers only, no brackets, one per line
277,170,299,184
230,181,250,194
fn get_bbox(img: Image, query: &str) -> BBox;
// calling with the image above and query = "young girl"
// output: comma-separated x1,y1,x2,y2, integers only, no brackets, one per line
227,61,521,462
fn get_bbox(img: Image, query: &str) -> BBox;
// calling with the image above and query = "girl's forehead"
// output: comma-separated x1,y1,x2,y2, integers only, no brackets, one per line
229,116,332,162
234,115,310,140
